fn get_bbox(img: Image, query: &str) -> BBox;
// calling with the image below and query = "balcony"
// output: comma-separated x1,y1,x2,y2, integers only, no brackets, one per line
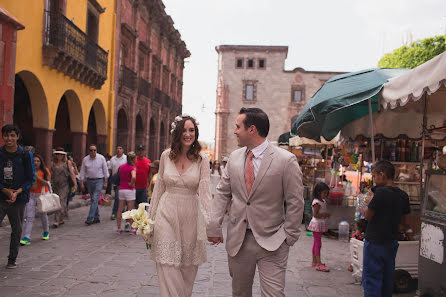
176,104,182,115
119,65,137,91
153,88,162,104
162,92,171,108
42,11,108,89
138,77,151,98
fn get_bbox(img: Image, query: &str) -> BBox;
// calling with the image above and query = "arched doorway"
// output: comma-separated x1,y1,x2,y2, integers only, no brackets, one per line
149,118,156,159
13,75,34,146
53,90,83,154
135,114,144,149
159,121,166,157
88,99,107,154
53,96,72,151
117,109,128,151
87,108,97,150
14,71,49,162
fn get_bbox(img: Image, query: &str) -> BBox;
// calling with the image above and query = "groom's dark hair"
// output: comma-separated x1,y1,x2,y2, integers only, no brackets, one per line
239,107,269,137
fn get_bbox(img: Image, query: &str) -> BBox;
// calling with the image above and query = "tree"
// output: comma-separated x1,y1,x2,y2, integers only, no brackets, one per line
378,35,446,69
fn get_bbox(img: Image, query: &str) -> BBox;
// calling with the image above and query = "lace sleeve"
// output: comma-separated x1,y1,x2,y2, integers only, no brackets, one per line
149,151,167,221
198,154,212,224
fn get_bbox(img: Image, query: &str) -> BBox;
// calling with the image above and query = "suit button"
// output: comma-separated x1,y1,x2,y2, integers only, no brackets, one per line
243,219,247,223
247,202,250,206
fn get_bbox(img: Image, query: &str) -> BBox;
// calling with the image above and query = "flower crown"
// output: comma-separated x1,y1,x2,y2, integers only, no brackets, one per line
170,114,199,134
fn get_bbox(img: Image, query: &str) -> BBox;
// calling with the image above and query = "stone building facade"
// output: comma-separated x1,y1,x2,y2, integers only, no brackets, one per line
2,0,115,165
214,45,343,161
114,0,189,159
0,6,24,143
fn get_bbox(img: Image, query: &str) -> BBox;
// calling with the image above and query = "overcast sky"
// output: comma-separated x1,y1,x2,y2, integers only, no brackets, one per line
163,0,446,144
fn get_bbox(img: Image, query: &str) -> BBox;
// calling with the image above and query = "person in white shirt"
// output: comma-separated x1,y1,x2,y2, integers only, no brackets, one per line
80,144,108,225
109,145,127,220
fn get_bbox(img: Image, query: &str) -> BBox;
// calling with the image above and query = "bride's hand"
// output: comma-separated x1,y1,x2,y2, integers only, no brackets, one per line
142,233,152,242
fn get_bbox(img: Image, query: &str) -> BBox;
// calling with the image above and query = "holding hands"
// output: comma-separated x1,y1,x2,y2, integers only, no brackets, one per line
208,236,224,246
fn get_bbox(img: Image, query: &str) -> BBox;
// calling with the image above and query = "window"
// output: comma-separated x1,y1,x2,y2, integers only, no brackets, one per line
245,85,254,100
291,86,305,103
86,10,99,43
247,59,254,68
139,53,145,73
292,90,302,102
258,59,265,69
236,58,244,68
242,80,258,102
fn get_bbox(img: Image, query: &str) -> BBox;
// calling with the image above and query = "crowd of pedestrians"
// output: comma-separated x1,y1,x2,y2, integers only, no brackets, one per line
0,123,162,268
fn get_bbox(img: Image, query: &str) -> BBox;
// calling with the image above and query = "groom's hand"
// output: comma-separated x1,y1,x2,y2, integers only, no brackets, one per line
208,237,224,245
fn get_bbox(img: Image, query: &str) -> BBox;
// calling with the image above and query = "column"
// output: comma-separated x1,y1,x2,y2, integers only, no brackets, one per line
0,9,24,145
96,134,107,155
34,128,54,165
72,132,87,165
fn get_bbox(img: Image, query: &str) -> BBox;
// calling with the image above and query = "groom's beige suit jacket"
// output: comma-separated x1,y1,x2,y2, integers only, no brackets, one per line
207,143,304,257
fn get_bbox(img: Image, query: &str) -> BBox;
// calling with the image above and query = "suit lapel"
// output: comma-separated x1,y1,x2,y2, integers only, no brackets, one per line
248,144,274,200
238,147,249,199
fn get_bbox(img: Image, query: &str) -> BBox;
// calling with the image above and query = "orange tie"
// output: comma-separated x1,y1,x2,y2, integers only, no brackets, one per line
245,151,255,195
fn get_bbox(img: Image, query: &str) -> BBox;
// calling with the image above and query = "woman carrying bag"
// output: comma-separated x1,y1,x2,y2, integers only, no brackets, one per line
20,154,51,245
51,149,77,228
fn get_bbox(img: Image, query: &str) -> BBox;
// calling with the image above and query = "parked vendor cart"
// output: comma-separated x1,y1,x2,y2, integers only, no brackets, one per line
379,51,446,296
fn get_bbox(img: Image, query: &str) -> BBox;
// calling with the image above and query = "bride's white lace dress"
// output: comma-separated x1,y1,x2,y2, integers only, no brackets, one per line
149,149,211,267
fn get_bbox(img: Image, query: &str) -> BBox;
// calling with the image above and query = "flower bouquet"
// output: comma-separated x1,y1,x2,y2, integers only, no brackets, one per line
122,202,155,249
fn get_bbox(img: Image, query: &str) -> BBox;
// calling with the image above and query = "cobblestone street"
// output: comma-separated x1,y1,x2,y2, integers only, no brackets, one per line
0,199,415,297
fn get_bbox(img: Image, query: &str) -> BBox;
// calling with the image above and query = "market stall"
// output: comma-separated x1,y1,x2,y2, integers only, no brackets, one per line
378,51,446,296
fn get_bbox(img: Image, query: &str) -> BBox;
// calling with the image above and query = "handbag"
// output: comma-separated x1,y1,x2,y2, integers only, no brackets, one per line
36,183,61,214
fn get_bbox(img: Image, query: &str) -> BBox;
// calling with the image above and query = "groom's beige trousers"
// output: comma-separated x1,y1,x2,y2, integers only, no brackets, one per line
156,263,198,297
228,230,290,297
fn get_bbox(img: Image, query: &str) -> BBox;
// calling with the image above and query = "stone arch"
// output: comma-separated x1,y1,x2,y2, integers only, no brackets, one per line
15,71,49,129
53,90,83,152
135,113,144,148
63,90,83,133
87,99,107,153
91,99,107,135
149,117,156,159
159,121,166,156
117,108,128,151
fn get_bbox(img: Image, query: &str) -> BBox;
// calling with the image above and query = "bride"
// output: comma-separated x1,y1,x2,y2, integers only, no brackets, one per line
148,115,211,297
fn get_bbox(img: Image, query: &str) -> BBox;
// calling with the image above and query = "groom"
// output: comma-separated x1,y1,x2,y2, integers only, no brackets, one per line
207,107,304,297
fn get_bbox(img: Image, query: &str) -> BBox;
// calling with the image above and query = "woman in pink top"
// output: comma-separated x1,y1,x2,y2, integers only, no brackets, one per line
116,152,137,234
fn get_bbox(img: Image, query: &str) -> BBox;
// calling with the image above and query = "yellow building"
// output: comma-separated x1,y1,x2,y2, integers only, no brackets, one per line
1,0,116,163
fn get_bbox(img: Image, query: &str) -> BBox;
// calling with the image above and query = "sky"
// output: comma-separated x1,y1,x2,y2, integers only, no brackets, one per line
163,0,446,144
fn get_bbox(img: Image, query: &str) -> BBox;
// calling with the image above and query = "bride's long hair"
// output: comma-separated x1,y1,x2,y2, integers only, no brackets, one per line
169,116,202,162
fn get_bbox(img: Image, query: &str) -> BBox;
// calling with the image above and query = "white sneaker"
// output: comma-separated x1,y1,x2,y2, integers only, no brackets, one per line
124,222,131,232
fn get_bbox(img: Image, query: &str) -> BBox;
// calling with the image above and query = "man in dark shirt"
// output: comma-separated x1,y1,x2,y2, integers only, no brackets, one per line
0,124,35,269
363,160,411,297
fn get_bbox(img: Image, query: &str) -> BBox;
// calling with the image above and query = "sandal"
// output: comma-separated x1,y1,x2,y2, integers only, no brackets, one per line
315,265,330,272
52,223,59,228
312,262,325,267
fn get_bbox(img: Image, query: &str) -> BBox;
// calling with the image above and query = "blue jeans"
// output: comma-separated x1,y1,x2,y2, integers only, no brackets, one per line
135,188,147,208
112,185,119,215
86,179,104,221
363,239,399,297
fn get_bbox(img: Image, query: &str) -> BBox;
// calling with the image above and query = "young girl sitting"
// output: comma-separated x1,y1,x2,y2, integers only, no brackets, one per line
308,182,331,272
